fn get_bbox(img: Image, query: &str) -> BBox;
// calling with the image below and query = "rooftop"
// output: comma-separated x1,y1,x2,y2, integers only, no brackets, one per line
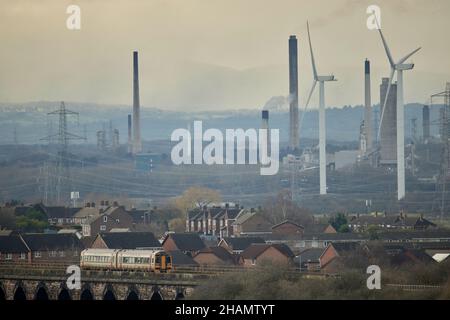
97,232,161,249
221,237,265,251
241,243,294,259
21,233,84,251
164,233,206,251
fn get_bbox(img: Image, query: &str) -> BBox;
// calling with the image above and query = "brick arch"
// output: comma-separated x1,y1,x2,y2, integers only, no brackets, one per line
80,283,94,300
175,288,185,300
0,282,5,300
102,284,116,300
13,281,27,300
150,287,163,300
126,285,140,300
34,282,49,300
57,282,72,300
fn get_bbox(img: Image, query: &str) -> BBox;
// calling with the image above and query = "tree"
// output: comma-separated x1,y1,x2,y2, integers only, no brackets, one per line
174,186,222,216
168,218,186,233
366,225,380,240
329,213,348,233
261,189,314,227
15,208,49,233
338,224,351,233
0,208,16,229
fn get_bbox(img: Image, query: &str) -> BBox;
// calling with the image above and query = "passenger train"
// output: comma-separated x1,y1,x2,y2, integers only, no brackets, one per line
80,249,172,272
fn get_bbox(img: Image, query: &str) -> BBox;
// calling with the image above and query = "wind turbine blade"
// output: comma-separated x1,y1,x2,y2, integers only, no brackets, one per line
299,80,317,139
377,25,395,67
307,21,318,79
377,68,395,142
397,47,421,64
304,80,317,111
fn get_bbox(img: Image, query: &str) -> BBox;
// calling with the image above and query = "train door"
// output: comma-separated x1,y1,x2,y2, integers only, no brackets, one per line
161,255,166,271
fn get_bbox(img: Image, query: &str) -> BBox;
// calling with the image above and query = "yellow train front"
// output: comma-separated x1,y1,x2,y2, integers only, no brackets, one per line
80,249,172,273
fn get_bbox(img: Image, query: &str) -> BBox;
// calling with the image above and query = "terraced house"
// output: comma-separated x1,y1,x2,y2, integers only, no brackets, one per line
186,203,244,237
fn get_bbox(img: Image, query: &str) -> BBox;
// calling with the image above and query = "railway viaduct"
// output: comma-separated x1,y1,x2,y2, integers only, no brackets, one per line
0,271,199,300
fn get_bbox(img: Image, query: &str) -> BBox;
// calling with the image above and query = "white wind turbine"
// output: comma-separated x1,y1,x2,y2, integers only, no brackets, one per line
376,20,421,201
302,21,336,195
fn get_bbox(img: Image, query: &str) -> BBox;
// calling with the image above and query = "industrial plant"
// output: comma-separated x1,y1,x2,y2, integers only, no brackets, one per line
2,0,450,309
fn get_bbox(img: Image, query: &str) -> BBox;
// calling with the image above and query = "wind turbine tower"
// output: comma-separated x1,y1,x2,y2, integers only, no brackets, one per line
376,22,421,200
304,22,337,195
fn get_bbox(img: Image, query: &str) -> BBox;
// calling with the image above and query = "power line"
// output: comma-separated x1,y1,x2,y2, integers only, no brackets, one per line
40,102,86,205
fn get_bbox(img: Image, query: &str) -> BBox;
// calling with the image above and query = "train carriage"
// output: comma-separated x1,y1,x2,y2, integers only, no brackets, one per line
80,249,118,269
80,249,172,272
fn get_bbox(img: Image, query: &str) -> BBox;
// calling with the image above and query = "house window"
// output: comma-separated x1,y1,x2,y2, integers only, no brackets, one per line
103,216,108,223
73,250,78,257
116,219,120,223
312,240,319,248
49,251,57,257
20,253,26,260
6,253,12,260
34,251,41,258
100,225,106,231
59,251,65,257
251,258,256,265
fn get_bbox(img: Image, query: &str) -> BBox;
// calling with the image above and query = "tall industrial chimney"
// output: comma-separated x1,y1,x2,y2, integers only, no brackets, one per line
262,109,269,126
261,110,270,146
127,114,132,153
132,51,142,154
289,35,299,151
422,105,430,142
364,59,373,152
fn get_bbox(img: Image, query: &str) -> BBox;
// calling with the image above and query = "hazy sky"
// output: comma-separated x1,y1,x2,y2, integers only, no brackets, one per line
0,0,449,111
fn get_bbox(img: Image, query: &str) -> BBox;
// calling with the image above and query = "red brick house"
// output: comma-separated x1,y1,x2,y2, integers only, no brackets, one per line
81,206,133,237
306,223,337,234
0,233,30,263
319,242,359,273
271,220,304,235
186,203,243,237
218,237,265,254
241,243,294,267
193,246,236,266
21,233,85,263
348,212,436,232
232,210,272,236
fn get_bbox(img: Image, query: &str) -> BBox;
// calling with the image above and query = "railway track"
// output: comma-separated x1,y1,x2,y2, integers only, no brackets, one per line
0,261,333,278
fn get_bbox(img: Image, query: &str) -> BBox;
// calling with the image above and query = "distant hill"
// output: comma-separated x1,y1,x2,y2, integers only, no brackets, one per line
0,101,443,145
